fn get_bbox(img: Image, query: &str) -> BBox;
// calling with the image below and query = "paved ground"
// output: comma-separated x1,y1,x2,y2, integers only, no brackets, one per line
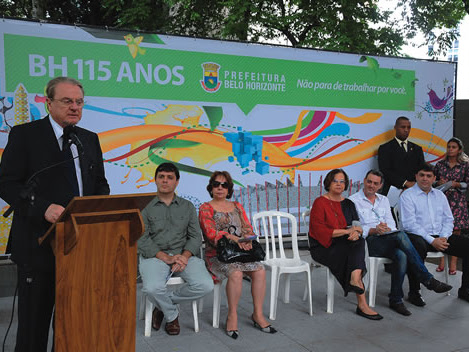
1,254,469,352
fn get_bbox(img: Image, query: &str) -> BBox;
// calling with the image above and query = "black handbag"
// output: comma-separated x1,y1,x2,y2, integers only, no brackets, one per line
216,237,265,263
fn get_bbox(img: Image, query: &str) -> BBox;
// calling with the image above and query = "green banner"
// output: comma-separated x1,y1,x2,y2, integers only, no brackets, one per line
4,34,415,114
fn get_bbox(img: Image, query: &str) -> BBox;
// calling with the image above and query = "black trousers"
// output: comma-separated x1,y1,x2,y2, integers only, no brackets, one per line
15,264,55,352
407,233,469,293
310,236,366,296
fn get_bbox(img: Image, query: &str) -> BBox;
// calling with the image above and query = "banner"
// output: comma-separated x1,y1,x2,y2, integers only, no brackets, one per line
0,19,456,254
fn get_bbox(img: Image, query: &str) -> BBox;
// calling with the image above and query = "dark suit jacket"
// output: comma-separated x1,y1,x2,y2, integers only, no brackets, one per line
378,138,425,195
0,116,109,269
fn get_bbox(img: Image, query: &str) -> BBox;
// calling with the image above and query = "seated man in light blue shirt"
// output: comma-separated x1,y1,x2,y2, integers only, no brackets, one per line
400,162,469,306
350,170,451,316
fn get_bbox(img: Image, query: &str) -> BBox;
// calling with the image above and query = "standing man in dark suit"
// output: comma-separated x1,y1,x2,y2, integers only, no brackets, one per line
378,116,425,195
0,77,110,351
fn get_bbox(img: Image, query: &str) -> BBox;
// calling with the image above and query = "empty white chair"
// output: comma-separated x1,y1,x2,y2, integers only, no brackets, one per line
301,209,334,313
138,277,200,337
253,211,313,320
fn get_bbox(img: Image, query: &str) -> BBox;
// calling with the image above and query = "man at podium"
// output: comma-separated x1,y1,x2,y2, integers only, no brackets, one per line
138,163,213,335
0,77,109,351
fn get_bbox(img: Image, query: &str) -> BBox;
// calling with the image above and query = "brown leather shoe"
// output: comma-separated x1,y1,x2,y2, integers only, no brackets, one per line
152,307,164,331
165,316,180,335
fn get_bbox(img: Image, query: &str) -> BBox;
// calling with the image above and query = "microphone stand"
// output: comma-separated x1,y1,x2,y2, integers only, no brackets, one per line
2,150,81,218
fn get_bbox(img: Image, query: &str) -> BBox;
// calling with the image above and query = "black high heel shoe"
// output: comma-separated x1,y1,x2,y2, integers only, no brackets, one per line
251,316,277,334
226,330,239,339
226,317,239,339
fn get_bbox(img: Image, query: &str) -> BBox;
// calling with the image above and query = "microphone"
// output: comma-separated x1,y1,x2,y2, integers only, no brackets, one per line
63,125,84,156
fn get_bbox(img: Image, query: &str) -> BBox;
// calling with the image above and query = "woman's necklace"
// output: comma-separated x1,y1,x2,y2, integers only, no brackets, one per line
212,199,233,212
325,194,340,218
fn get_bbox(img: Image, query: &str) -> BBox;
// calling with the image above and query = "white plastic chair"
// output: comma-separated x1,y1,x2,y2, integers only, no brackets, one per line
367,244,393,307
253,211,313,320
210,280,228,328
301,209,334,313
138,277,200,337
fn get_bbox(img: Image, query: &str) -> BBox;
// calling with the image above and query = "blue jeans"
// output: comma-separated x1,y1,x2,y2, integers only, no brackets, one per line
366,231,433,304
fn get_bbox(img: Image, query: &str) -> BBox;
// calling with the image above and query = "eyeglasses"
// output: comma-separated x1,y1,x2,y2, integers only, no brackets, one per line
332,179,346,184
51,98,85,107
212,181,229,189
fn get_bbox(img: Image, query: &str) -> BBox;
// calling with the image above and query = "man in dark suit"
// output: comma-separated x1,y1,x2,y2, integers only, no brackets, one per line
0,77,109,351
378,116,425,195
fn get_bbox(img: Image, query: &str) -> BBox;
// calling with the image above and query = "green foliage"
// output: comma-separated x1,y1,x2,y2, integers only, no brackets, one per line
396,0,466,56
0,0,466,57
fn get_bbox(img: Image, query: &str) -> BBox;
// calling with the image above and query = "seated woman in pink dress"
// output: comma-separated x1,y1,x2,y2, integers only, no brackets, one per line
199,171,276,339
435,137,469,274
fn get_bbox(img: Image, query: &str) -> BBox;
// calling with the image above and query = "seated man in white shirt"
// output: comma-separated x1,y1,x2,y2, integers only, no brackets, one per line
400,162,469,306
350,170,451,316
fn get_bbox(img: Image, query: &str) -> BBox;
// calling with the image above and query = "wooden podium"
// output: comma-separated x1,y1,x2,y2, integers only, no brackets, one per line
39,193,156,352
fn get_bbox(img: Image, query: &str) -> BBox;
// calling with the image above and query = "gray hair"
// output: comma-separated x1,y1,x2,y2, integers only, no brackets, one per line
46,77,84,99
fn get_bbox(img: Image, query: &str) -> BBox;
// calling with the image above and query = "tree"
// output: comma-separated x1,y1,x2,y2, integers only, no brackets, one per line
396,0,467,56
165,0,466,56
0,0,466,56
222,0,404,55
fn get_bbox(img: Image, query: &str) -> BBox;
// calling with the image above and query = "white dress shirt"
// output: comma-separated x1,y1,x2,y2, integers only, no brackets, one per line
398,184,453,244
49,117,83,196
349,189,397,238
395,137,408,152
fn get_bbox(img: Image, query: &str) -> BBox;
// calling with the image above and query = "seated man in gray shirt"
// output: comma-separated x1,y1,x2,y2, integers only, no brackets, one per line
350,170,451,316
138,163,214,335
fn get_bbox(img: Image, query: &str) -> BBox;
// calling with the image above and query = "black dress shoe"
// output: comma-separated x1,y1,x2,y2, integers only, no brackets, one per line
389,302,412,316
423,278,452,293
152,307,164,331
407,292,426,307
165,316,180,335
356,306,383,320
458,288,469,302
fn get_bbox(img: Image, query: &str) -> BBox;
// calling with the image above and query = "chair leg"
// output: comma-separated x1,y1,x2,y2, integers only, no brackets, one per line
212,282,222,328
303,264,313,301
306,269,313,316
192,300,199,333
271,270,281,321
269,267,278,320
144,296,153,337
368,259,379,308
443,254,450,296
283,273,291,303
198,297,204,314
138,292,145,320
326,268,334,314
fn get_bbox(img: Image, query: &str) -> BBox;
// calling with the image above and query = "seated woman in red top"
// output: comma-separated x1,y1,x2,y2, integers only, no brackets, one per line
199,171,276,339
309,169,383,320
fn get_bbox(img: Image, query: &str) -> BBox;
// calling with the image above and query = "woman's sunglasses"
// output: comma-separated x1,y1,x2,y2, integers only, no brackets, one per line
212,181,229,189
